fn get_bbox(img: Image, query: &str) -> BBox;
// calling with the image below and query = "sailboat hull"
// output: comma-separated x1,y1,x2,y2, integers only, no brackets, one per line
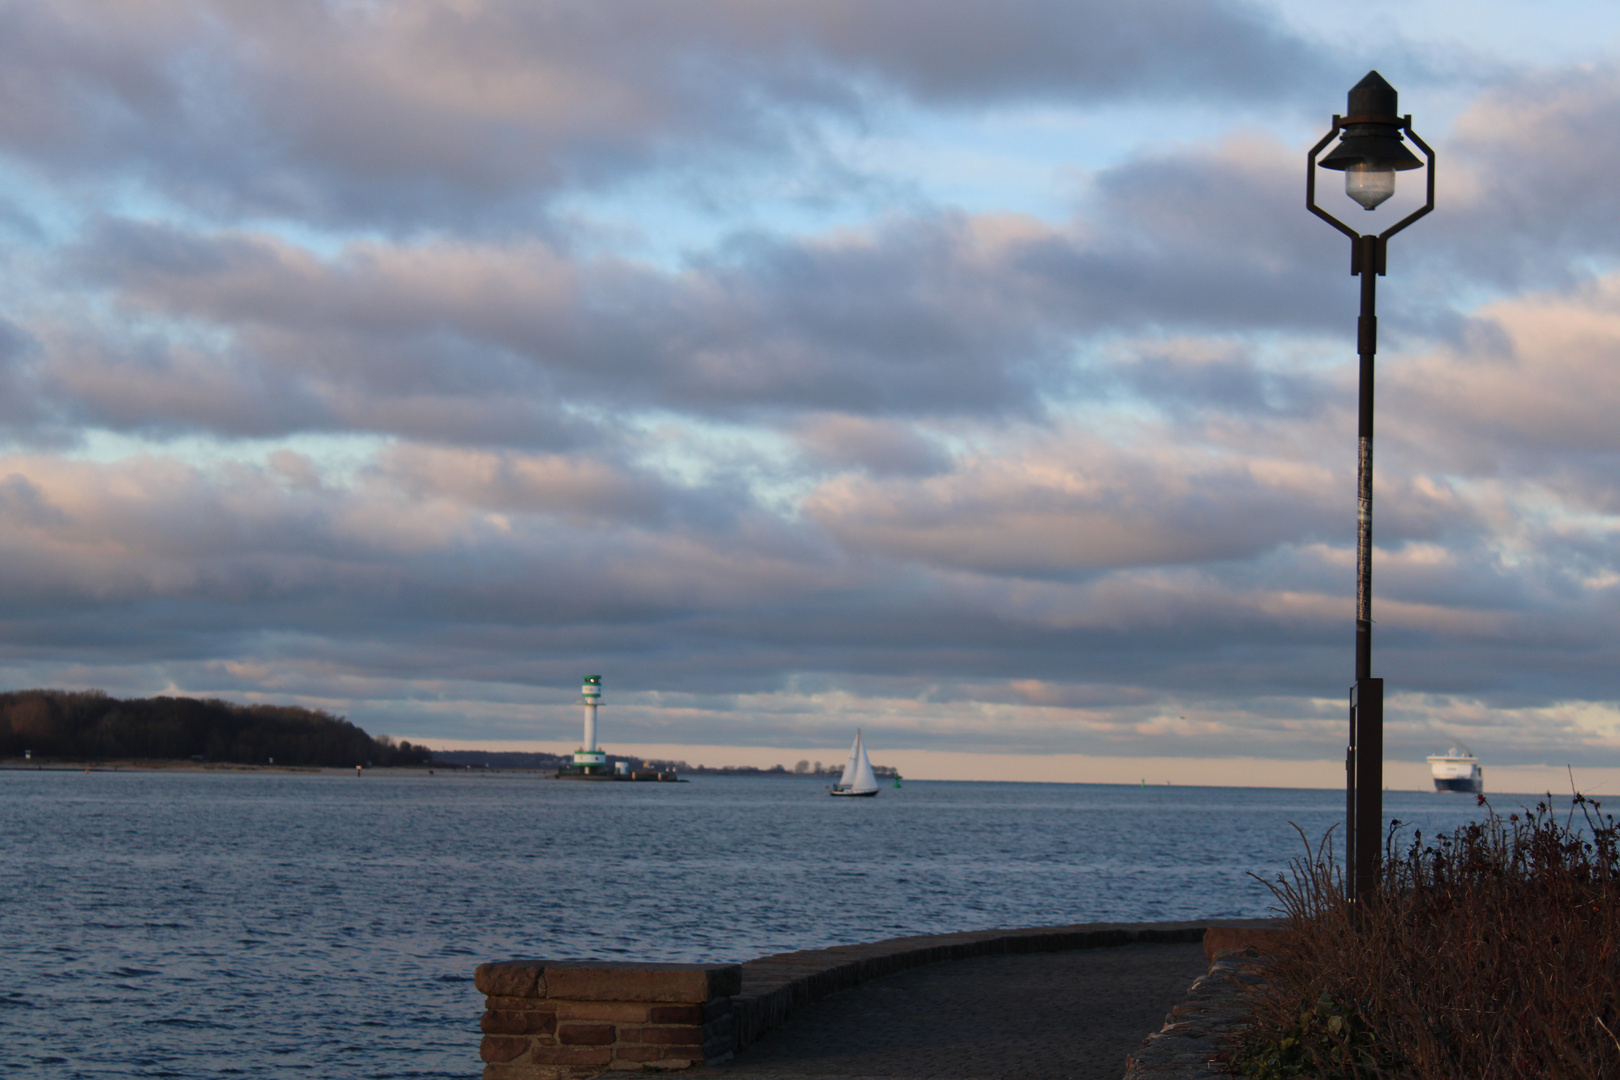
829,787,879,797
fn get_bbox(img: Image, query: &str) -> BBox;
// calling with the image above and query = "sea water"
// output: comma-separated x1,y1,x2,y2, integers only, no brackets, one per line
0,769,1522,1078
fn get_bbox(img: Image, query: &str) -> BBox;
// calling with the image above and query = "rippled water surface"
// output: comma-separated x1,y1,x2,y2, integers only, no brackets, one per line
1,769,1510,1078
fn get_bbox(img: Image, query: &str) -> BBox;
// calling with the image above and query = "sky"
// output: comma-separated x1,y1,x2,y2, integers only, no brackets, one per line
4,0,1620,788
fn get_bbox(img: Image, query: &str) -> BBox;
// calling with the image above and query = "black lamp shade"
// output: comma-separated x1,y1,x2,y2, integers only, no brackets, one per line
1319,71,1423,174
1320,131,1422,173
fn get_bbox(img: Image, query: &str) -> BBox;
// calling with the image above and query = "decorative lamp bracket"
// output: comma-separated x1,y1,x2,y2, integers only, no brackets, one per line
1307,115,1435,276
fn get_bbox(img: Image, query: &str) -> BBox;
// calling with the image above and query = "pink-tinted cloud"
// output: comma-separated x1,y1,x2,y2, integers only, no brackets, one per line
0,11,1618,772
0,0,1322,227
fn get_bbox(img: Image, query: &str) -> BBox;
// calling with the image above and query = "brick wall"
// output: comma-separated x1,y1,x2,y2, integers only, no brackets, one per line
474,960,741,1079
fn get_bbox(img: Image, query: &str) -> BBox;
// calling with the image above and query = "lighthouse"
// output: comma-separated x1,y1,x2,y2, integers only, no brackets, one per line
572,675,608,773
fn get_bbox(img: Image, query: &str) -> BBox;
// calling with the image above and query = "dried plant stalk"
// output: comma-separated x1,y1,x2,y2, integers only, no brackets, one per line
1232,796,1620,1079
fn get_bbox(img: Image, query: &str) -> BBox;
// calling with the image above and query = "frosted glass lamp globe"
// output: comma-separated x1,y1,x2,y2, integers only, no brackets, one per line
1345,163,1396,210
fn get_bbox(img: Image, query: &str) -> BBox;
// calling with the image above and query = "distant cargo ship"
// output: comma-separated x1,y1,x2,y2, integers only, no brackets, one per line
1427,744,1483,794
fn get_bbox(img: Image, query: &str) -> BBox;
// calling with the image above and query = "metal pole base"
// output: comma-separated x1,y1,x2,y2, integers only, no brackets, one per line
1348,678,1384,904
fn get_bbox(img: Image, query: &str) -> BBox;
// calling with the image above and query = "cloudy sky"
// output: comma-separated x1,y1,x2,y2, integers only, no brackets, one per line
4,0,1620,785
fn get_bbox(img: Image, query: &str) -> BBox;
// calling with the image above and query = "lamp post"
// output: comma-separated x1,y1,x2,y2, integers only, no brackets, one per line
1307,71,1434,903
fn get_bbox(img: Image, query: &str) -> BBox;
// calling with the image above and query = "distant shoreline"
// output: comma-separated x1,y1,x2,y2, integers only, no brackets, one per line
4,760,1608,796
0,759,433,774
0,759,884,780
0,759,879,778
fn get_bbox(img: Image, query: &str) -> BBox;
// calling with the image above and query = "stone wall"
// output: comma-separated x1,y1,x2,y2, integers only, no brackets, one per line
474,960,740,1079
1124,927,1292,1079
474,920,1266,1080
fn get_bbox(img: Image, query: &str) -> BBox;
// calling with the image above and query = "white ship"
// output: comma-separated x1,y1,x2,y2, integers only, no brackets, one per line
1427,744,1483,794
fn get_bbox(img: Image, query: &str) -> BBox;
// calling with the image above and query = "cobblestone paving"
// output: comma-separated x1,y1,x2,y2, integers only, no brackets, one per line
704,942,1211,1080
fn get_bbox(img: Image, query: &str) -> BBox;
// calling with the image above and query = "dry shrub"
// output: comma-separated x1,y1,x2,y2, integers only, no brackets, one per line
1232,796,1620,1079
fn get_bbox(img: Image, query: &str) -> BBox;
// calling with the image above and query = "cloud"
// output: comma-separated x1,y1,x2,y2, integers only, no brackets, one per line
793,414,952,476
1387,273,1620,466
1439,65,1620,278
43,156,1362,446
0,0,1323,229
803,431,1343,577
702,0,1320,105
2,13,1620,774
0,422,1613,764
53,215,1062,432
1117,338,1330,420
374,443,680,527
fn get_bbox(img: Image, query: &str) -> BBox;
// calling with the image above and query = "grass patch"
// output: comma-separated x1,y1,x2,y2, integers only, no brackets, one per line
1232,794,1620,1079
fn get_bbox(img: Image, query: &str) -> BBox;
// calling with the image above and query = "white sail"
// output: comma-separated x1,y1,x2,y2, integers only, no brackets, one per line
851,736,878,794
831,729,881,796
838,731,862,789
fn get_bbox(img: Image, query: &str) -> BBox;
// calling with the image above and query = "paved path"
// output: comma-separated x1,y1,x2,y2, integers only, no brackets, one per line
705,941,1209,1080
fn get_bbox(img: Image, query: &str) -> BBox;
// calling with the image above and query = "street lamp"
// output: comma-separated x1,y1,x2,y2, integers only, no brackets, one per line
1307,71,1434,903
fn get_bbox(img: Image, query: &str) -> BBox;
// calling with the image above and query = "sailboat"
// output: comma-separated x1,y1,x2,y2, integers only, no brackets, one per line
829,730,880,797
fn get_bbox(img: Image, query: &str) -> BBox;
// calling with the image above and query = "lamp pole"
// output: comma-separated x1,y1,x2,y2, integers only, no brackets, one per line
1307,71,1434,903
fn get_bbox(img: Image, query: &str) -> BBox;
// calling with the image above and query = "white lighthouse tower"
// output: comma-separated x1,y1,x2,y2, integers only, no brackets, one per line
573,675,607,773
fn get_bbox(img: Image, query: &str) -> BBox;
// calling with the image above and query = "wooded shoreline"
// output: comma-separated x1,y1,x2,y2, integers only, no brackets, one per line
0,688,430,768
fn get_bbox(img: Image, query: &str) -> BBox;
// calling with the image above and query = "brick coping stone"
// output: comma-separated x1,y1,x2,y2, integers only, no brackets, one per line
477,919,1282,1079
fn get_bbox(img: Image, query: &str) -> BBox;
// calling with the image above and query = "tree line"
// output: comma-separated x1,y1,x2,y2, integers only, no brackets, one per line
0,689,431,767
